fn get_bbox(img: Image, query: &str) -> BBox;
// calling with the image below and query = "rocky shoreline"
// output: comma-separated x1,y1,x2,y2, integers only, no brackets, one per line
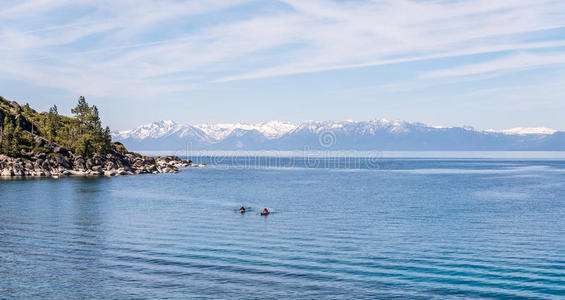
0,136,203,178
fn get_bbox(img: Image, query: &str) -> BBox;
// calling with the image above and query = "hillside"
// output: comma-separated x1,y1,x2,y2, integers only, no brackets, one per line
0,96,113,158
0,96,192,177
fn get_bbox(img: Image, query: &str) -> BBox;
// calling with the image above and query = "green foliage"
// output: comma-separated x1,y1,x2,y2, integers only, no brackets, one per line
1,115,15,155
47,105,59,141
67,97,112,157
0,95,118,158
113,141,128,154
71,96,90,124
34,147,50,154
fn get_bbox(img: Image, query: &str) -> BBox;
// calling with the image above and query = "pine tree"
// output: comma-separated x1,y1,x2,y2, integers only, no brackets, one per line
102,126,112,154
0,115,3,148
71,96,90,123
47,105,59,141
1,116,14,155
71,96,89,136
11,121,22,155
69,96,112,157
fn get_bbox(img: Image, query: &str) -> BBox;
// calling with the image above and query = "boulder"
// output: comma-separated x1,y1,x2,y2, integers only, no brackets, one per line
33,160,43,170
1,169,14,176
53,146,70,157
74,157,85,170
90,170,103,176
33,152,46,160
133,159,144,168
116,168,128,176
105,161,117,171
41,160,51,170
20,150,34,158
0,138,192,177
55,155,64,165
61,157,72,169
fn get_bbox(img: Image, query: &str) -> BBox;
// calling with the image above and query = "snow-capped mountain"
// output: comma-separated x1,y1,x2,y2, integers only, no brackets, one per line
194,121,296,141
114,120,296,141
112,119,565,151
486,127,557,135
113,120,183,140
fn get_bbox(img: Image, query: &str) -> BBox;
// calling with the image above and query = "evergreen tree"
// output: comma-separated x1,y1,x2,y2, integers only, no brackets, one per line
75,135,91,158
0,115,3,148
1,116,14,155
47,105,59,141
69,96,112,157
71,96,90,123
12,120,22,155
91,106,101,130
102,126,112,154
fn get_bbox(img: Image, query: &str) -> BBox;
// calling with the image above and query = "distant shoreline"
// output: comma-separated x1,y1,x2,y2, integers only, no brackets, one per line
132,150,565,160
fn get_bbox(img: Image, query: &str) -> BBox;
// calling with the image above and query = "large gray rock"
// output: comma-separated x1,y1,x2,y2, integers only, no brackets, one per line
74,157,85,170
53,146,70,157
104,170,117,176
41,160,51,170
33,152,46,160
1,169,14,176
105,161,116,171
0,141,193,178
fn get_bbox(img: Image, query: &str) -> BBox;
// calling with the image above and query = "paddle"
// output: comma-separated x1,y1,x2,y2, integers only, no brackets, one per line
233,206,253,212
256,211,278,215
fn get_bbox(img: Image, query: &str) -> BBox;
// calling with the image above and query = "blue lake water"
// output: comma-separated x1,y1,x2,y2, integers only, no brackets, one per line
1,155,565,299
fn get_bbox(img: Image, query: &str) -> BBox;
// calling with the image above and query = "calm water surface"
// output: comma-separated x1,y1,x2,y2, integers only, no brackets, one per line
1,157,565,299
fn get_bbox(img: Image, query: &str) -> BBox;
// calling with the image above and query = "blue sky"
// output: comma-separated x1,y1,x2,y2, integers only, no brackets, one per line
1,0,565,130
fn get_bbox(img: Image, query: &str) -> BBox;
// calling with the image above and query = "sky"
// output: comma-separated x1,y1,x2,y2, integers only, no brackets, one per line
1,0,565,131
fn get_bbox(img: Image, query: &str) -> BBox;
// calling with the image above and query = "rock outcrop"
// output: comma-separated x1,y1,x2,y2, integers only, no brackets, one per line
0,137,201,178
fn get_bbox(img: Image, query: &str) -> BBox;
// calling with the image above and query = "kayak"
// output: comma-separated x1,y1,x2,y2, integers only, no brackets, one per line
234,207,252,212
260,212,270,216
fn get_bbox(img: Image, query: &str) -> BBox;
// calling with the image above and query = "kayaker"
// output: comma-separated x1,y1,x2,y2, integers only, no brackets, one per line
262,208,269,213
240,205,246,212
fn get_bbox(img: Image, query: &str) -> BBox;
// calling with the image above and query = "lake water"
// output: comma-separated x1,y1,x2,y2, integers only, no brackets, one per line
1,154,565,299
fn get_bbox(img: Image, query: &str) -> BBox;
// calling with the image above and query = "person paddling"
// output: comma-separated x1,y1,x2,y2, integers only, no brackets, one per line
262,208,269,213
240,205,246,213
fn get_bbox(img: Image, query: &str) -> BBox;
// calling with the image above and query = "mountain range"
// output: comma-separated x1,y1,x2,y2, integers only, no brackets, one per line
112,120,565,151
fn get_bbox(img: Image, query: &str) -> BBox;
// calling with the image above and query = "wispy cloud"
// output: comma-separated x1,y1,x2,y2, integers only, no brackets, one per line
1,0,565,98
421,52,565,78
